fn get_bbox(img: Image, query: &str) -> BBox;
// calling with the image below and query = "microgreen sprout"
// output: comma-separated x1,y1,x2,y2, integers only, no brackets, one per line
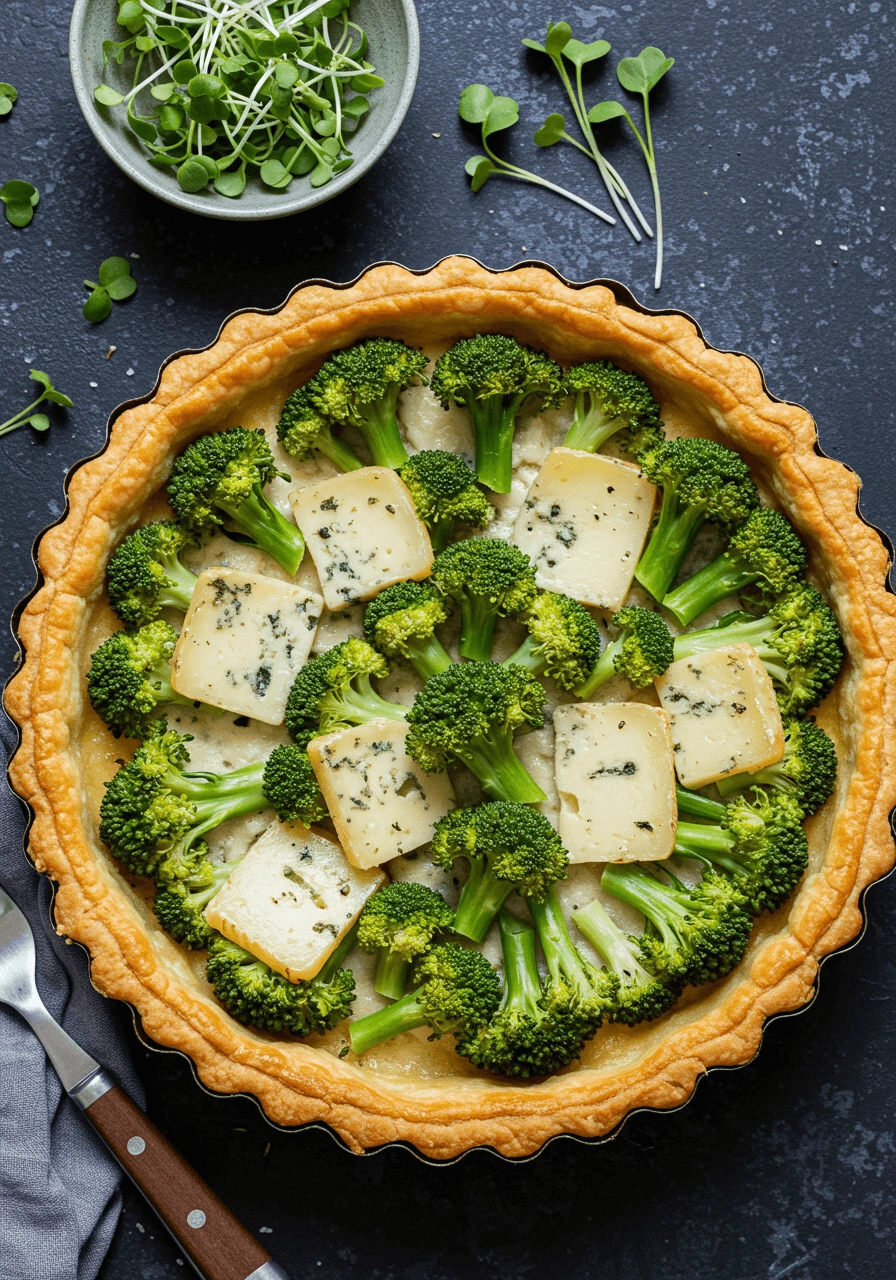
0,371,73,439
94,0,383,198
83,258,138,324
459,84,614,226
523,22,651,243
0,83,18,117
589,46,675,289
0,180,39,227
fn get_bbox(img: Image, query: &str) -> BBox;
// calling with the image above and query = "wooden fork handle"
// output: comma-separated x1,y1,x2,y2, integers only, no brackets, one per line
82,1081,286,1280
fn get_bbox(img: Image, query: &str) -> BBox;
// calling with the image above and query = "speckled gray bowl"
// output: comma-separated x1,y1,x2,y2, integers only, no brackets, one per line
69,0,419,220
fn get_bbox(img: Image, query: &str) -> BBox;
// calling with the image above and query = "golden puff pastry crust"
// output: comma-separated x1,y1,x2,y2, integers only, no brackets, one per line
6,257,896,1160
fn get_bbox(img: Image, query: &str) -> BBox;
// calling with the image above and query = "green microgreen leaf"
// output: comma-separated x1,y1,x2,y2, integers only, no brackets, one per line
275,61,300,89
343,96,369,121
588,100,628,123
482,95,520,141
117,1,145,35
0,83,18,114
0,180,38,227
26,414,50,432
106,275,137,301
534,113,566,146
83,289,113,322
0,369,73,437
94,84,125,107
464,155,497,192
544,22,573,57
309,160,333,187
214,167,246,198
172,60,198,86
154,25,190,50
150,83,175,102
177,159,211,192
260,158,292,188
616,46,675,94
563,38,611,69
459,83,494,124
98,256,131,285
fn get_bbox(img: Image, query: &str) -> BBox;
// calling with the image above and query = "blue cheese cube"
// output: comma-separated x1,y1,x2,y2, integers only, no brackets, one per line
289,467,433,611
204,821,385,981
170,568,323,725
553,702,676,863
655,643,785,789
511,448,656,609
307,719,456,870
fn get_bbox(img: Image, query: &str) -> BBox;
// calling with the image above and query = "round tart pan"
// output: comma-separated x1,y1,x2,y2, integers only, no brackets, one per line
6,257,896,1161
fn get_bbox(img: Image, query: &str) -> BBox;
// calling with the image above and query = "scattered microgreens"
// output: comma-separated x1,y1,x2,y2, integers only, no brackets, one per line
93,0,383,198
0,83,17,116
0,180,39,227
459,84,614,226
83,258,138,324
523,23,651,244
591,46,675,289
0,371,73,439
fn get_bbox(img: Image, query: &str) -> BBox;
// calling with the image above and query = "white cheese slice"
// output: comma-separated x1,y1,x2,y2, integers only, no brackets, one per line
511,447,656,609
553,702,676,864
204,821,385,981
655,643,785,789
288,467,433,611
307,718,456,870
170,568,323,726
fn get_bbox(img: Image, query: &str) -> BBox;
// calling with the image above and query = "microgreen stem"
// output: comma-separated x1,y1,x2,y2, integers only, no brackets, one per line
482,139,615,225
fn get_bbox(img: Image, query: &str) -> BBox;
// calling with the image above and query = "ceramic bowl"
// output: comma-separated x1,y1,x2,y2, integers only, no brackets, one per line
68,0,419,220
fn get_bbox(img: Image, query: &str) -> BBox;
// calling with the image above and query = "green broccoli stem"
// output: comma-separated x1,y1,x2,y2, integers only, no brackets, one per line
374,948,411,1001
457,592,500,661
573,896,654,989
505,633,544,677
162,763,269,859
428,518,455,554
675,785,728,821
150,661,198,711
356,392,409,470
527,884,594,1003
672,614,772,662
315,428,364,473
320,921,359,982
453,856,516,943
715,767,782,799
349,985,430,1054
218,484,305,576
562,396,624,453
498,910,542,1015
662,551,755,627
574,637,622,699
601,863,691,953
407,633,453,680
634,485,708,602
322,676,408,728
674,820,737,862
458,729,547,805
467,396,524,494
157,554,199,613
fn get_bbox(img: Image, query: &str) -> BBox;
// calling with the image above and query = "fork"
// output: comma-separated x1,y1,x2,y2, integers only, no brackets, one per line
0,882,289,1280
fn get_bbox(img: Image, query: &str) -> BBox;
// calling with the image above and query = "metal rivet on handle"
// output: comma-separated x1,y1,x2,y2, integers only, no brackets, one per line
187,1210,207,1229
126,1136,146,1156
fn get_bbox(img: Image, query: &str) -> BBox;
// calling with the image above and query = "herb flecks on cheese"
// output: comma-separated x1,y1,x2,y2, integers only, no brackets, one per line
553,702,676,863
511,448,656,610
204,821,384,981
289,467,433,611
170,569,323,726
655,643,785,789
308,718,456,870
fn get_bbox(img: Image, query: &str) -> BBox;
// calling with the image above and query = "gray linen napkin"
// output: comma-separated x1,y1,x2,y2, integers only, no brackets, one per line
0,711,145,1280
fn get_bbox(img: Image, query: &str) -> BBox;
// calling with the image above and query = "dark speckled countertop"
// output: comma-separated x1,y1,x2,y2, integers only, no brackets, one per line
2,1,894,1276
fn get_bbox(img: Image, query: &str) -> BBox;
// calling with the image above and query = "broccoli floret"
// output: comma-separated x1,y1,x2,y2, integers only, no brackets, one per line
311,338,428,470
575,606,674,699
562,360,664,457
348,941,501,1055
430,537,536,662
572,895,677,1025
715,716,837,817
99,729,326,882
432,801,569,943
276,381,363,473
673,787,809,917
526,883,610,1040
634,437,760,603
153,861,234,950
284,638,407,740
430,335,564,493
663,508,807,626
357,881,455,1000
457,911,587,1077
399,449,494,551
672,586,844,716
206,925,357,1036
363,581,452,680
167,427,304,576
506,591,602,692
87,621,196,739
106,520,199,629
406,661,547,804
601,862,752,989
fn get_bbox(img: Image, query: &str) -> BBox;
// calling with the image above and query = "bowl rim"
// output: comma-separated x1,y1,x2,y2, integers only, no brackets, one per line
67,0,420,221
6,256,896,1161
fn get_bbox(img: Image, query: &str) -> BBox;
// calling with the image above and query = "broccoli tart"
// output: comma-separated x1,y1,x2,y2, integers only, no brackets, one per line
7,258,896,1161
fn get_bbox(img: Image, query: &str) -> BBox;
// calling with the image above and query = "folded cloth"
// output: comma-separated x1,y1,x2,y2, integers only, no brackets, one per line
0,711,145,1280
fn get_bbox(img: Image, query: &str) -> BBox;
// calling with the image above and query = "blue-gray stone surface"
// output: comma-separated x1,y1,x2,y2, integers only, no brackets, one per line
0,1,893,1276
